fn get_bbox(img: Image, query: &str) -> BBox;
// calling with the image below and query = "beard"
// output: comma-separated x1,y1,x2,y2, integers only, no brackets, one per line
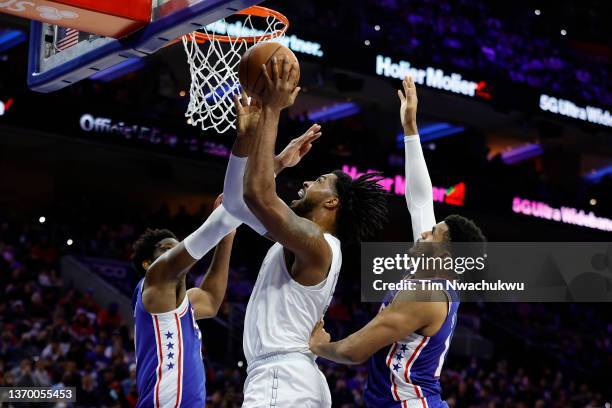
409,241,435,257
290,197,316,217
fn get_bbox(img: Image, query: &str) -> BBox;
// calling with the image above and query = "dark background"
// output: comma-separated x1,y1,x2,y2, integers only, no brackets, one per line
0,0,611,406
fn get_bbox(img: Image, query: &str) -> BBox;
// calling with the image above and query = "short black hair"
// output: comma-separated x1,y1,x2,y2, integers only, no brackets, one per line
332,170,389,245
131,228,177,275
444,214,486,242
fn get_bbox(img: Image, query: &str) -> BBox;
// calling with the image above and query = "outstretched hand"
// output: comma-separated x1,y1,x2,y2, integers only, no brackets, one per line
261,57,301,110
275,124,322,174
398,75,418,135
234,91,261,138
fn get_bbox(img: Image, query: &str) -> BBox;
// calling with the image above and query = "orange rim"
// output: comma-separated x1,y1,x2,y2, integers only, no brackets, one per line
179,6,288,44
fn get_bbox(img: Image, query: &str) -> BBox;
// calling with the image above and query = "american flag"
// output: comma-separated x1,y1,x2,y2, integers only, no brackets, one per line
56,27,79,51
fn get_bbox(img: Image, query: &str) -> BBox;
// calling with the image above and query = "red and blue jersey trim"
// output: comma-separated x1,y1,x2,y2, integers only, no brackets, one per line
133,279,205,408
365,281,458,408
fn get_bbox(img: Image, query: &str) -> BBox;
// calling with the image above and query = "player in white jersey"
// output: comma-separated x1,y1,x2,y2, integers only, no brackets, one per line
131,123,326,407
221,58,389,407
308,76,486,408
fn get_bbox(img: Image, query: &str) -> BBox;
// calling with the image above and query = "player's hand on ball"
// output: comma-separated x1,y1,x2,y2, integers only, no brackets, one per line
261,57,301,110
309,320,331,352
234,91,261,138
398,75,418,135
275,124,322,173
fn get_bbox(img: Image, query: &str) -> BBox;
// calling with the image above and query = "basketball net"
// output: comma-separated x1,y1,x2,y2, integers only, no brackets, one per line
181,6,288,134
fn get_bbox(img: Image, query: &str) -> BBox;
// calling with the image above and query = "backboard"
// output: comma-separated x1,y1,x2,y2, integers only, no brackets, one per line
27,0,263,92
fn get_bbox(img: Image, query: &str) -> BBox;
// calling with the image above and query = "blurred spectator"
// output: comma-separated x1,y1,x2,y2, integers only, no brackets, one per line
79,373,101,407
98,303,124,331
12,358,37,386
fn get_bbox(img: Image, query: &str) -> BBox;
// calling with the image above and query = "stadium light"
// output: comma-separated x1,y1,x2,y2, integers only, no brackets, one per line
0,29,26,53
0,98,13,116
396,122,465,148
584,164,612,183
501,143,544,164
307,102,361,122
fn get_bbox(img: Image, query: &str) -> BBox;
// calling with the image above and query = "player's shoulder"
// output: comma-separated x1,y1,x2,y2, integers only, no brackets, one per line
296,229,337,264
322,233,342,264
132,278,144,301
393,286,449,303
322,232,340,249
390,287,449,321
131,278,143,311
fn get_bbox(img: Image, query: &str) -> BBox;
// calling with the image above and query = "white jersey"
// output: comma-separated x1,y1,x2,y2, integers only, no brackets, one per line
243,233,342,365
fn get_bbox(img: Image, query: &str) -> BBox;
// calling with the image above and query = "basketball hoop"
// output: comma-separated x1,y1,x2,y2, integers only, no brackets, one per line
180,6,289,133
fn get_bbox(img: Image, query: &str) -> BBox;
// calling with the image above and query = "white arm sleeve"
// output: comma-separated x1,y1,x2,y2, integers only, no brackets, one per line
404,134,436,241
183,204,241,260
222,154,268,236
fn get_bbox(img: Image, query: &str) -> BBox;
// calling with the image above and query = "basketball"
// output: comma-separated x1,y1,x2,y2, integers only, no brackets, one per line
238,41,300,99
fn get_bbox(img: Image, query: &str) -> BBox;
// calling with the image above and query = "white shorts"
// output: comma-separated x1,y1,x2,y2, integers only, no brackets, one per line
242,353,331,408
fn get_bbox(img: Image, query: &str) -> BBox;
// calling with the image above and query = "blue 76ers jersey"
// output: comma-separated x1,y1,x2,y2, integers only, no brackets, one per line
364,279,459,408
132,278,206,408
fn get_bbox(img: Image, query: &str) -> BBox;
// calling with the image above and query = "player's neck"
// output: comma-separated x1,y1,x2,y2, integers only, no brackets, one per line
305,209,336,236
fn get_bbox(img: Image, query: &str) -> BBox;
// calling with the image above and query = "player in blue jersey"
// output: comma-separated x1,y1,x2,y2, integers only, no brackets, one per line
309,76,486,408
131,194,239,408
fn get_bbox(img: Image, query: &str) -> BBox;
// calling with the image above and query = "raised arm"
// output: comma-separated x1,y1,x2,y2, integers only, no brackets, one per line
145,197,239,285
143,195,240,313
223,92,321,236
222,94,268,235
187,227,236,319
243,58,331,283
399,75,436,241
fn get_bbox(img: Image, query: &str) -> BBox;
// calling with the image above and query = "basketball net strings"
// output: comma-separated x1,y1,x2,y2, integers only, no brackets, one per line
182,15,285,134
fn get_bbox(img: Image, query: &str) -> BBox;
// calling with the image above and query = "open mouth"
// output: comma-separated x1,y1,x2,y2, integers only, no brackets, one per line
298,189,305,198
